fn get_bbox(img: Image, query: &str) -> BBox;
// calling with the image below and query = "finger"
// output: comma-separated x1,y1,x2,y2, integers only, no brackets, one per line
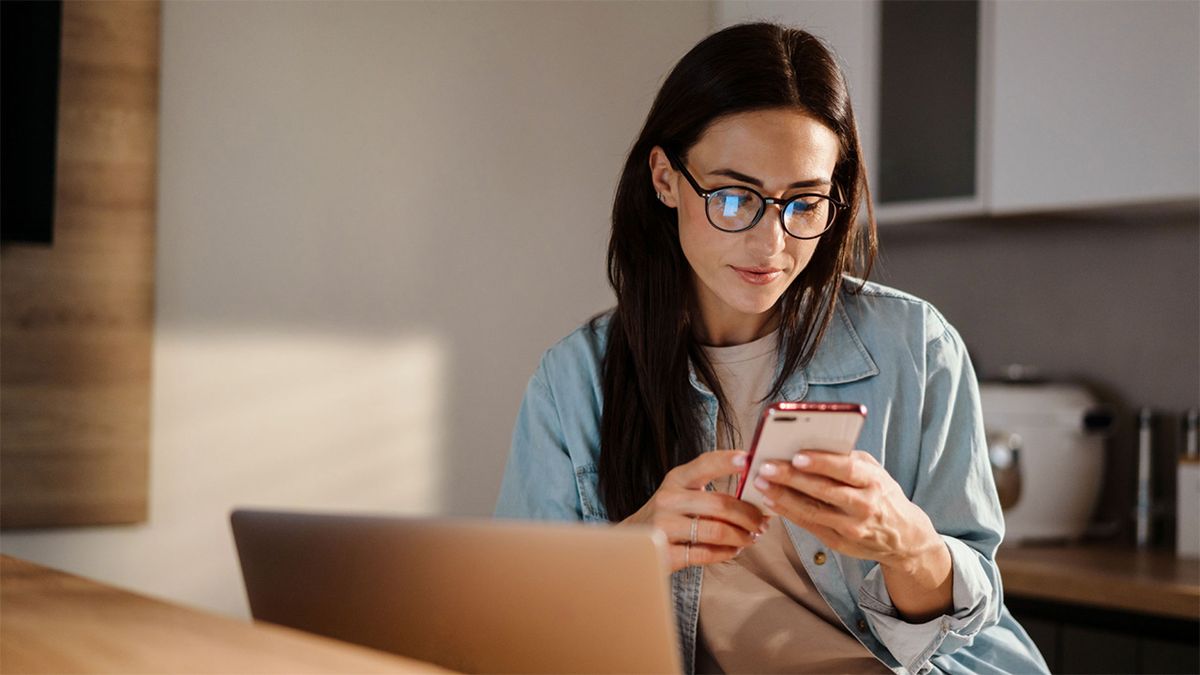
665,450,748,490
665,514,758,548
792,449,876,488
661,489,768,535
757,461,869,516
762,484,862,535
670,542,742,571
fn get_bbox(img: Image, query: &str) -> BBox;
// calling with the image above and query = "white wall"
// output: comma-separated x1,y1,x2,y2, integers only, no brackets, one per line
1,0,712,617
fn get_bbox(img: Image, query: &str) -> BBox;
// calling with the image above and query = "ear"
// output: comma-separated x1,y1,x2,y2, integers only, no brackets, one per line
648,146,678,209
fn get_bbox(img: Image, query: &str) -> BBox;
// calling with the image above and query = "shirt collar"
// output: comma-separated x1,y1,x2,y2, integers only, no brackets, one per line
801,298,880,386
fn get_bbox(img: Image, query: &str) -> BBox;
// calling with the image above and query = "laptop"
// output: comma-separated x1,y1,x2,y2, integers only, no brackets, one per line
230,509,682,674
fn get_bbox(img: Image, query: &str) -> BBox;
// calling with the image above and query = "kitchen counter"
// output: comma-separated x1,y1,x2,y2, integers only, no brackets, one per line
996,544,1200,620
0,555,453,674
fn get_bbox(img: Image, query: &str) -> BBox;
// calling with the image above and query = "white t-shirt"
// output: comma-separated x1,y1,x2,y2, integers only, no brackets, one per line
696,329,888,674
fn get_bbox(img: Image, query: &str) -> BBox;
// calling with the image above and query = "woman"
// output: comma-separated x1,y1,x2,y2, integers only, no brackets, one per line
495,22,1048,675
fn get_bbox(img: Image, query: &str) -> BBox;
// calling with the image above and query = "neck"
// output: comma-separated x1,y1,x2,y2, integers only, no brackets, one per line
697,308,779,347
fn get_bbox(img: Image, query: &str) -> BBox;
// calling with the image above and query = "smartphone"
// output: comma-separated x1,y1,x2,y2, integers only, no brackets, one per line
735,402,868,509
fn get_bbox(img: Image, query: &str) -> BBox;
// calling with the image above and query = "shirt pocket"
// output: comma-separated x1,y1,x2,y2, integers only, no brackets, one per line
574,463,610,522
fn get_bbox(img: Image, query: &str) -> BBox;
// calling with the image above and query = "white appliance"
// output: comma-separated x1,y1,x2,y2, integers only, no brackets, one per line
979,380,1110,544
1178,460,1200,558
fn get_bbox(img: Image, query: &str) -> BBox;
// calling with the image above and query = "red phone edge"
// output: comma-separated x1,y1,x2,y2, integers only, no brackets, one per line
734,401,868,498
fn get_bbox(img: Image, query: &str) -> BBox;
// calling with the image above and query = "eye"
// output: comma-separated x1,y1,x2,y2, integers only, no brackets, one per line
784,196,830,222
714,188,758,216
790,196,823,211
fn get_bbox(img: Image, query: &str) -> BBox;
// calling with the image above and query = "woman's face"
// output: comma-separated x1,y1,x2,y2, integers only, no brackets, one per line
650,108,841,345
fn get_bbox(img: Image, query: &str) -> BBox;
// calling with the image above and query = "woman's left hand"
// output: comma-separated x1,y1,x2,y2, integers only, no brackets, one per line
753,449,943,574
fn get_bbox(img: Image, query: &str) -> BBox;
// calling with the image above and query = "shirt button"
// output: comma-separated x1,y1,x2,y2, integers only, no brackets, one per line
857,618,868,632
813,551,827,565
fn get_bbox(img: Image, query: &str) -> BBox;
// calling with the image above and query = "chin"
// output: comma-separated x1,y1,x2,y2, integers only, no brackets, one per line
726,290,783,317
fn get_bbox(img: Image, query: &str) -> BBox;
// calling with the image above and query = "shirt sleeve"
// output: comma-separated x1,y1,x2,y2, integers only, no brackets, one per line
494,358,584,522
856,318,1005,675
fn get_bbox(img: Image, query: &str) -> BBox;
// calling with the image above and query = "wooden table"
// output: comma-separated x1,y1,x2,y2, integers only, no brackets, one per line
0,555,453,674
996,544,1200,620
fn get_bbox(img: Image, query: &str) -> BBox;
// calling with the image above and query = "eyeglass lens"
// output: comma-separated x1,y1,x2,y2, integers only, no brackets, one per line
706,187,836,238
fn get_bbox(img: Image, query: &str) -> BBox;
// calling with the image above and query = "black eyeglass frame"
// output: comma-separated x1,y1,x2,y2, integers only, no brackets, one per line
665,150,848,240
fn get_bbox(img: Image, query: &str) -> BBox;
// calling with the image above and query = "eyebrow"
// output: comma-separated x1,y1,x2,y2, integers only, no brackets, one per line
706,168,831,190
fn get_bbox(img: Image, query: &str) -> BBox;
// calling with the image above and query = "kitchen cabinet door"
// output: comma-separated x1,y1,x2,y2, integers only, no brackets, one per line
875,0,981,221
985,0,1200,213
1061,625,1139,674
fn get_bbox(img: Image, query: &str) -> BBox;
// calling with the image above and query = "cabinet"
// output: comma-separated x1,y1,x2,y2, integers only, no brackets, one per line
1010,598,1199,674
713,1,1200,223
997,545,1199,674
984,1,1199,213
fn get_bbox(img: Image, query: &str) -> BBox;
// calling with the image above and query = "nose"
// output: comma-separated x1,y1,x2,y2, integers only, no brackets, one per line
744,202,788,257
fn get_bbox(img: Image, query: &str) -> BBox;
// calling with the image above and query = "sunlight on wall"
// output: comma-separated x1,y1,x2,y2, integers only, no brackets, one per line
0,330,447,617
154,329,445,514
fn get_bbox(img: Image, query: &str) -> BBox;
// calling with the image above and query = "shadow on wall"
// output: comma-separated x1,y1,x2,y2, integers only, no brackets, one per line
873,207,1198,408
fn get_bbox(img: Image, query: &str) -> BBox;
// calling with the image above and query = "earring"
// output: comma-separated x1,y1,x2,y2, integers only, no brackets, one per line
656,192,664,202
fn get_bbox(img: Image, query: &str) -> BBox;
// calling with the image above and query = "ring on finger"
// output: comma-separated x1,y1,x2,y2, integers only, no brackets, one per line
685,542,691,568
689,515,699,545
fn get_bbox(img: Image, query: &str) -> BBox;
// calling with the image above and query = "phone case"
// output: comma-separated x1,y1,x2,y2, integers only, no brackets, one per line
735,402,867,508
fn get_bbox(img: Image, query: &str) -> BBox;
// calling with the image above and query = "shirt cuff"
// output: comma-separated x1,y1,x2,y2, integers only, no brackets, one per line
856,536,996,674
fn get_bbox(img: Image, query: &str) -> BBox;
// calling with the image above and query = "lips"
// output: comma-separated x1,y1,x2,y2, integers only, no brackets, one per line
732,266,784,286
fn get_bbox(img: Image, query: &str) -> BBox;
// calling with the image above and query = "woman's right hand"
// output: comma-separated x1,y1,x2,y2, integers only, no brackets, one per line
620,450,770,573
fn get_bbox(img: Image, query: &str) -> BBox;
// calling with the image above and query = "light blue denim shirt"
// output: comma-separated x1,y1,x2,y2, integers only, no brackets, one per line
495,277,1049,675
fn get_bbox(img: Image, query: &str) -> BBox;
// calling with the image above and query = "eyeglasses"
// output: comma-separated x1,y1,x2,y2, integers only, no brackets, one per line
666,151,846,240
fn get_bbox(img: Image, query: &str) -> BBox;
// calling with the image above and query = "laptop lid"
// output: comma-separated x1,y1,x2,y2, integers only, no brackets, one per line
230,509,682,674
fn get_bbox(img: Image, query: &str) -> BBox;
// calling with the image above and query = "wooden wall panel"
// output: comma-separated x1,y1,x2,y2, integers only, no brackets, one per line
1,1,160,528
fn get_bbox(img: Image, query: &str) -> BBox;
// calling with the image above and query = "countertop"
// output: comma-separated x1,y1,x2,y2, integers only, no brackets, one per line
0,555,452,674
5,546,1195,674
996,544,1200,620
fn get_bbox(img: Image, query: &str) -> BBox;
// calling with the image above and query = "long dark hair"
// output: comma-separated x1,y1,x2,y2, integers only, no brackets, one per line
598,22,877,521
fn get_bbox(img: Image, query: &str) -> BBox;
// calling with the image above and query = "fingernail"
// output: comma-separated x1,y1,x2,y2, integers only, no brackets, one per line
763,496,775,507
759,463,777,476
732,453,747,468
760,519,770,533
754,477,770,491
751,532,760,542
792,453,811,468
